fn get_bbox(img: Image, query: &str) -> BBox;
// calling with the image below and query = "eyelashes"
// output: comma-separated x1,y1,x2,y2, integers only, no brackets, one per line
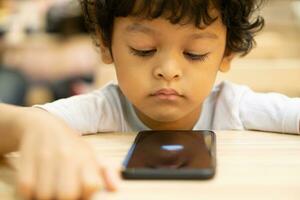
183,52,209,61
129,47,157,57
129,47,209,62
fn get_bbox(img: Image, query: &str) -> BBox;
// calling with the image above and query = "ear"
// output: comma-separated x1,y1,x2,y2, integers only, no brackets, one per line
95,28,114,64
219,51,235,73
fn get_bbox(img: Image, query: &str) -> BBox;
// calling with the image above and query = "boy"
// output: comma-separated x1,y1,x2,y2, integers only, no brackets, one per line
0,0,299,199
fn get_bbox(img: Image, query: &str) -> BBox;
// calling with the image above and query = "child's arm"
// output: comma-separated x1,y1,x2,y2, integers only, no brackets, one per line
0,103,118,200
239,91,300,134
212,82,300,134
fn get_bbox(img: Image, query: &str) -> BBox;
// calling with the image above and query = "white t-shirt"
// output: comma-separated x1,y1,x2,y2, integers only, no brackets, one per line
37,81,300,135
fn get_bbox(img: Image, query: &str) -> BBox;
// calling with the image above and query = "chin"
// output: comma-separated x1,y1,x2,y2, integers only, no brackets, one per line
149,112,184,123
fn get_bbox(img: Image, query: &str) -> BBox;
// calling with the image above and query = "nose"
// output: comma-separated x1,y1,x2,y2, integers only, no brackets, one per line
153,56,183,81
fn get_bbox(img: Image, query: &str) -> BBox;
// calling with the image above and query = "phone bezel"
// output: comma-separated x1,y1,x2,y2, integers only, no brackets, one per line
121,130,216,180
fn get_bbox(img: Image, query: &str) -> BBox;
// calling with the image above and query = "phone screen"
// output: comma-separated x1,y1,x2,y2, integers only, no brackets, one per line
122,130,216,179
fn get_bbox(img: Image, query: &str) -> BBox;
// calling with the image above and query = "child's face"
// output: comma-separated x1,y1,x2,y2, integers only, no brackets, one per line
100,12,233,129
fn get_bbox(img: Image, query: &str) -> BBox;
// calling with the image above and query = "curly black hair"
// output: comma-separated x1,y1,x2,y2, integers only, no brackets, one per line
80,0,265,56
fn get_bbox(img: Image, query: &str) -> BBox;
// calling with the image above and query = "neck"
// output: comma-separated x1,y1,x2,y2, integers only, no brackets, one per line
134,107,202,130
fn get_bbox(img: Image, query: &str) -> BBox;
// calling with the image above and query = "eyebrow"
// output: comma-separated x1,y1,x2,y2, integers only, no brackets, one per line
125,23,219,39
125,23,156,35
189,32,218,40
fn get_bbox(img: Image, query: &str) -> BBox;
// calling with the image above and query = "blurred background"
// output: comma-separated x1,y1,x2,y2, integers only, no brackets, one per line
0,0,299,106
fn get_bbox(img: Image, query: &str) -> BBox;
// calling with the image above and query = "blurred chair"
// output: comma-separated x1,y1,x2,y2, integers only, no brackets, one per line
0,66,28,105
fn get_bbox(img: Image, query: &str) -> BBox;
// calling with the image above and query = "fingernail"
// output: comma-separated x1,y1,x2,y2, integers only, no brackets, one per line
17,183,32,200
107,168,120,191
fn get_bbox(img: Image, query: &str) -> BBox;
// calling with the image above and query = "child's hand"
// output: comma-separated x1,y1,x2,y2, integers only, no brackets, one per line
17,111,119,200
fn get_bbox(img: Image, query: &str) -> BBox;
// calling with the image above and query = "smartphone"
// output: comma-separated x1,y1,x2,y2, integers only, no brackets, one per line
121,130,216,180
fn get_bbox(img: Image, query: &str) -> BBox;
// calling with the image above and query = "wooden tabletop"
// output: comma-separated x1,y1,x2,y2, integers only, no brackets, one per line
1,131,300,200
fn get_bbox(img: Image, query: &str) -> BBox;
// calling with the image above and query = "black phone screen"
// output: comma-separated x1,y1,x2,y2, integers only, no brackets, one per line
122,130,216,179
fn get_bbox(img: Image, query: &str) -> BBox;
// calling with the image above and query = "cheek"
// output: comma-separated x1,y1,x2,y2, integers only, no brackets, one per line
115,63,149,89
184,63,219,100
114,62,151,105
189,80,213,102
113,47,152,87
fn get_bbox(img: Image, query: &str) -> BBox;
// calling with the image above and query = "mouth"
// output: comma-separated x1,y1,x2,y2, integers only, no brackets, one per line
151,88,183,101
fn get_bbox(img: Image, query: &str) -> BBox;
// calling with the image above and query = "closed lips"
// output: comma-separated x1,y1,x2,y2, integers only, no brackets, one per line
153,89,181,96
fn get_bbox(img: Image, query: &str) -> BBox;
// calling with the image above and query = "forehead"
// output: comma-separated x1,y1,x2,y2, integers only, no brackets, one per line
125,22,219,39
114,14,226,39
113,2,225,35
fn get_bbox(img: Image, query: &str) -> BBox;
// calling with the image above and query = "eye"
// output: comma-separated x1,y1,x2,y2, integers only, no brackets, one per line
183,52,209,61
129,47,157,57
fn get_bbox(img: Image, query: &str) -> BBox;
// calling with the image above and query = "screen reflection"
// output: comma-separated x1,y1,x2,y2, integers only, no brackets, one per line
126,131,214,169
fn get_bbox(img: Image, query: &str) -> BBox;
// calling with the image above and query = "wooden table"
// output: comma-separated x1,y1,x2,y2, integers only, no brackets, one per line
1,131,300,200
